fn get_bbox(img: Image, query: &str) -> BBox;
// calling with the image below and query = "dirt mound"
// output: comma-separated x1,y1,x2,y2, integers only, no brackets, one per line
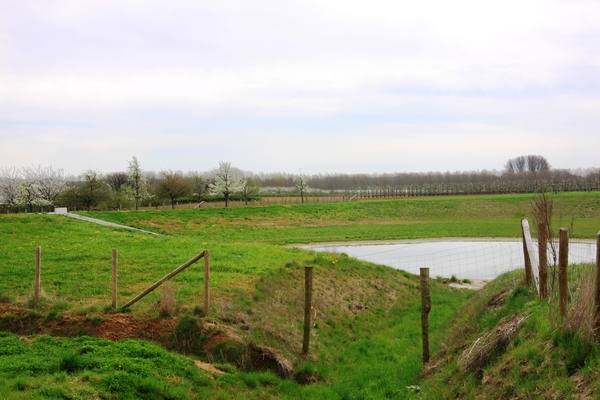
246,343,294,378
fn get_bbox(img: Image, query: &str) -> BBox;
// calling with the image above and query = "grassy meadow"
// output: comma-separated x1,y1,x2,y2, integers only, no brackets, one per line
0,192,599,398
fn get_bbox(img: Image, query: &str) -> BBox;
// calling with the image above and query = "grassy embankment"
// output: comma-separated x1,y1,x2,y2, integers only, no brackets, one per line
417,262,600,399
0,192,599,398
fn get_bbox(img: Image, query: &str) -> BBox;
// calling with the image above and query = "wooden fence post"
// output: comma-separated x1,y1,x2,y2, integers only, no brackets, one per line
594,232,600,334
558,228,569,317
34,246,41,307
521,219,540,294
420,268,431,364
302,265,314,355
204,250,210,316
112,249,118,309
538,222,548,299
521,219,533,286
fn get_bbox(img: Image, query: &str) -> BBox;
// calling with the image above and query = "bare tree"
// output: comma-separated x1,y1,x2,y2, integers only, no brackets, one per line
157,170,193,209
78,170,110,211
505,156,527,174
106,172,129,193
0,167,22,210
126,157,149,210
105,172,130,210
294,174,309,203
189,173,209,203
506,155,550,177
526,155,550,175
209,161,244,207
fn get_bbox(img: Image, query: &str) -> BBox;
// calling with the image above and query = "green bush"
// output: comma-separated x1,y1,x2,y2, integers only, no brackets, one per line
172,315,206,355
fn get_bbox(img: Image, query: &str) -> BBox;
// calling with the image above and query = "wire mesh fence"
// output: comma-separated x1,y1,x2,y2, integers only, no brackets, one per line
300,238,598,280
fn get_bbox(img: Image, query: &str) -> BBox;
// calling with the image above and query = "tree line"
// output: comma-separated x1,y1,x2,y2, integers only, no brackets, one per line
1,155,599,212
0,159,260,212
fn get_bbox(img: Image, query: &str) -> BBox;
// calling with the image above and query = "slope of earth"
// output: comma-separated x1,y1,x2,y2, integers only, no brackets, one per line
417,267,600,399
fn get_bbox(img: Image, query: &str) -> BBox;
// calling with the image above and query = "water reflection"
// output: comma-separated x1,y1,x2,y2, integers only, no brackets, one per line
297,240,597,279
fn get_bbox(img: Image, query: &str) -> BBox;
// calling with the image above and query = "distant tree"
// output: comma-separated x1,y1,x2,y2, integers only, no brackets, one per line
25,165,67,210
105,172,130,210
126,157,149,210
157,170,193,209
105,172,129,193
526,155,550,175
72,170,111,211
505,156,527,175
18,169,39,213
239,175,261,205
0,167,22,211
294,174,309,203
505,155,550,176
209,161,244,207
189,173,210,203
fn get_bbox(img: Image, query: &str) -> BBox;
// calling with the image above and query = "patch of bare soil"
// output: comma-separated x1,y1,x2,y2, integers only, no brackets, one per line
96,314,177,341
483,289,509,311
194,360,226,376
203,331,231,351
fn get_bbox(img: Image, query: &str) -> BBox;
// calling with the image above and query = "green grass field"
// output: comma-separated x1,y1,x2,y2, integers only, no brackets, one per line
0,192,599,398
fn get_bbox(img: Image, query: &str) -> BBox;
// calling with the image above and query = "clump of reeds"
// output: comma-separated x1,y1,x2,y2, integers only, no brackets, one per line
564,264,596,342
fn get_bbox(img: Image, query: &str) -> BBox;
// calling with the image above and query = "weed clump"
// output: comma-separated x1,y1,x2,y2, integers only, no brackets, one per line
58,350,91,374
552,329,595,375
157,281,177,317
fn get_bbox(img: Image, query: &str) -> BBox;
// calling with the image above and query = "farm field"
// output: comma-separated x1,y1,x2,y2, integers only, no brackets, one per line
0,192,599,398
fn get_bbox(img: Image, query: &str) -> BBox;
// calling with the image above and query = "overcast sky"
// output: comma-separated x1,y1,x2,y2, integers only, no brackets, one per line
1,0,599,176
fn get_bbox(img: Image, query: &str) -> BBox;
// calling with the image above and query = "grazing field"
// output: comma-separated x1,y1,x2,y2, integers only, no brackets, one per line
0,192,599,398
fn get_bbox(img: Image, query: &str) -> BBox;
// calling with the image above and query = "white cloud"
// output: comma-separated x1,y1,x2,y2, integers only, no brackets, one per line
1,0,599,175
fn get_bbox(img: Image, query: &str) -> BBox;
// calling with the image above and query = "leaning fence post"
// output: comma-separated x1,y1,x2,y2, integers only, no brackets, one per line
521,219,540,293
558,228,569,317
112,249,118,309
122,251,206,310
594,232,600,334
538,222,548,299
204,250,210,316
302,265,314,355
420,268,431,364
521,219,533,286
34,246,41,307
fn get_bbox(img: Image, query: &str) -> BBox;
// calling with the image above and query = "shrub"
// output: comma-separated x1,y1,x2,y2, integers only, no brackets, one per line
173,315,206,355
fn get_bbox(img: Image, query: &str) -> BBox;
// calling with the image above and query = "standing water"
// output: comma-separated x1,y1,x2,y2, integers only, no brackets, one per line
297,239,597,279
